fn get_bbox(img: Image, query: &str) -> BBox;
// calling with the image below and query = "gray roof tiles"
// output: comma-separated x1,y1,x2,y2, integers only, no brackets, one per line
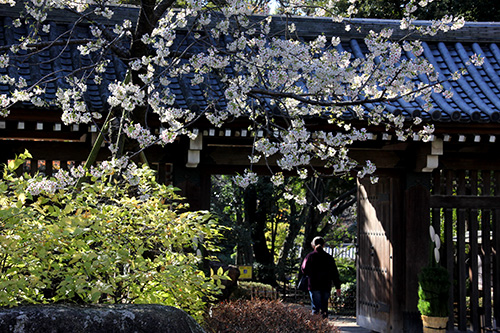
1,6,500,125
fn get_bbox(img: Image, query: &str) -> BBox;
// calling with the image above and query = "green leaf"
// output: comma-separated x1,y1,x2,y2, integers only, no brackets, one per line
0,161,225,321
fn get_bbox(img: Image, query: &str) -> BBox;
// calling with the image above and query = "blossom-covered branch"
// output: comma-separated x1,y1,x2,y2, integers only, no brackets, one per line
0,0,485,208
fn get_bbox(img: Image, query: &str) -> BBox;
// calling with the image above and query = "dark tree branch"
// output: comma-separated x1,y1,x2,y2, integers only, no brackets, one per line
0,38,91,52
62,7,132,61
154,0,177,21
250,88,399,107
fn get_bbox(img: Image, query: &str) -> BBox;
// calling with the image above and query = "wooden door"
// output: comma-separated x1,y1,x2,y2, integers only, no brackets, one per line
357,177,395,332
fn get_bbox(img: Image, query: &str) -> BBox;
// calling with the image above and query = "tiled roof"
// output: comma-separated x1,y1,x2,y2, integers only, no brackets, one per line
2,6,500,124
342,39,500,123
0,15,128,112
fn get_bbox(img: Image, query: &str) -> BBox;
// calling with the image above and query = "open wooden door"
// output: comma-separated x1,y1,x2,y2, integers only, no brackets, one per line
357,177,396,332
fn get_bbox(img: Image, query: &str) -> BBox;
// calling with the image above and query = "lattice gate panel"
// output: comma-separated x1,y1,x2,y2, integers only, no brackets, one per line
430,169,500,332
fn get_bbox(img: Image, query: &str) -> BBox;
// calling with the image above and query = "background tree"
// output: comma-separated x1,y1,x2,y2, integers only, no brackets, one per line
211,174,356,285
211,175,254,265
355,0,500,21
281,0,500,21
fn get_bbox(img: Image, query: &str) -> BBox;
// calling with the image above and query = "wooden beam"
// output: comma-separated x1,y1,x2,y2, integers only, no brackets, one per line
0,130,86,141
430,195,500,209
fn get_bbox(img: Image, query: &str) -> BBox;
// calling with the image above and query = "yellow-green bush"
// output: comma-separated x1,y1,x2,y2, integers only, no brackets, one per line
0,151,225,321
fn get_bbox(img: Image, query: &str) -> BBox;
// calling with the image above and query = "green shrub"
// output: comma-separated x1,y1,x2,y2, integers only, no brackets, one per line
336,257,356,284
204,299,339,332
0,151,225,321
331,282,356,315
230,281,277,300
417,265,450,317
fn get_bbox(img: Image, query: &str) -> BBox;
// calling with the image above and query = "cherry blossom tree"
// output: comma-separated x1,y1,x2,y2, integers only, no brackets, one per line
0,0,483,207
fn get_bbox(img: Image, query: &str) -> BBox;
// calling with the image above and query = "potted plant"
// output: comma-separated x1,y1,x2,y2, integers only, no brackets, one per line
417,226,451,332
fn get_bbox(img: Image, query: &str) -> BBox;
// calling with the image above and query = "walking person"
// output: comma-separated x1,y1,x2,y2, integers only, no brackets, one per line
301,236,341,318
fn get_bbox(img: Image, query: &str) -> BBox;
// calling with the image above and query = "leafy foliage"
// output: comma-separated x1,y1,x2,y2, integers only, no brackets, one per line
302,0,500,21
356,0,500,21
331,282,356,315
229,281,277,300
336,258,356,285
204,299,339,332
211,174,356,285
417,265,450,317
0,151,225,321
331,258,356,315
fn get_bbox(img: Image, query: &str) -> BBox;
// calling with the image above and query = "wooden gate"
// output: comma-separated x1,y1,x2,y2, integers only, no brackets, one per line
430,169,500,332
357,177,396,332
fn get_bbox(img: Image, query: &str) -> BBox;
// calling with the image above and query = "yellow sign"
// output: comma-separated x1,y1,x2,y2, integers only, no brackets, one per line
239,266,252,280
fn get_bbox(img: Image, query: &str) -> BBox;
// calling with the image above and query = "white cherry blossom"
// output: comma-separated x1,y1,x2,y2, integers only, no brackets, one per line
0,0,486,208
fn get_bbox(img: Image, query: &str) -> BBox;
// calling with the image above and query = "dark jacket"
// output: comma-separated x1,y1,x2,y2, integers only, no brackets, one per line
301,246,341,291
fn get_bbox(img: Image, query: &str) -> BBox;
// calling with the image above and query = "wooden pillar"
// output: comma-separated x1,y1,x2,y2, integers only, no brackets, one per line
30,159,38,176
45,160,53,177
403,173,431,332
172,163,211,210
494,171,500,327
443,170,455,331
169,137,211,210
391,173,405,332
481,171,492,330
456,170,467,331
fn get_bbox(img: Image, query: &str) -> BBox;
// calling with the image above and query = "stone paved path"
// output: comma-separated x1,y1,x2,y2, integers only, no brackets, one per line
329,316,373,333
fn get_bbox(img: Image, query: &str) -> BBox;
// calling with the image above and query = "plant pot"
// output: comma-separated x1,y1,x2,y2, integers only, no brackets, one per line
421,315,448,333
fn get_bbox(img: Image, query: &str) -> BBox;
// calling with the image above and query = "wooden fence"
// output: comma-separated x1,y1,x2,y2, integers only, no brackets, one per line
326,244,356,260
430,169,500,332
250,286,279,300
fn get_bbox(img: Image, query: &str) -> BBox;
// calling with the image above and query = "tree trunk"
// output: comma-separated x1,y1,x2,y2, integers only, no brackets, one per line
235,206,254,266
300,178,326,259
276,202,303,282
244,184,276,285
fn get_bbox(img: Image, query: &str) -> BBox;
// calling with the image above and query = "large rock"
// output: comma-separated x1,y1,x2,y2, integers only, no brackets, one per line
0,304,205,333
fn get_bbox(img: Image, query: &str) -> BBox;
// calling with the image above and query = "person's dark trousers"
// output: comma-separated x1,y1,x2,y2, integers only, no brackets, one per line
309,290,331,318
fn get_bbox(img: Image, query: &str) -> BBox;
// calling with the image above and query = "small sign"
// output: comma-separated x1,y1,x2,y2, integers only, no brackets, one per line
239,266,252,280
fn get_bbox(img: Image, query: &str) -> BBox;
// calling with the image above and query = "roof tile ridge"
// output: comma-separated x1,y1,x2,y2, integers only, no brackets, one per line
421,41,475,121
473,44,500,94
406,46,457,121
438,42,492,121
455,43,500,121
